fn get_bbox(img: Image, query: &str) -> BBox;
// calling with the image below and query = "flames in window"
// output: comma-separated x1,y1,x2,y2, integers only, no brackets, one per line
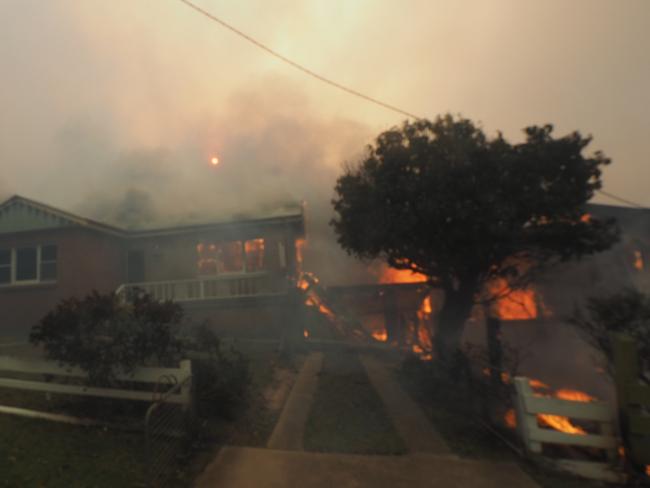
197,239,264,274
245,239,265,272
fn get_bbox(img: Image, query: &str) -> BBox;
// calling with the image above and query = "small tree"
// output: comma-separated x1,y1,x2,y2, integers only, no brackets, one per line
331,115,619,361
30,290,183,385
570,288,650,373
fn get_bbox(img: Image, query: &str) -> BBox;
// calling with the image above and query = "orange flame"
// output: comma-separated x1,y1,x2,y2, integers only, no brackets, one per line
379,266,427,284
303,329,310,338
410,295,434,358
488,278,538,320
537,385,594,435
555,388,596,403
372,330,388,342
529,379,550,390
538,414,586,435
634,250,644,271
505,409,517,428
505,382,596,435
295,238,306,267
305,295,335,320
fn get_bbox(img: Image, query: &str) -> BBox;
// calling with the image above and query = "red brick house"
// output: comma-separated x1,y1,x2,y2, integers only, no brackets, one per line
0,195,305,340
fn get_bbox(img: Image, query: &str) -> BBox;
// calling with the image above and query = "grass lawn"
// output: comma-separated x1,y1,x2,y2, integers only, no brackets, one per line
304,350,406,455
0,415,146,488
397,360,604,488
0,344,301,487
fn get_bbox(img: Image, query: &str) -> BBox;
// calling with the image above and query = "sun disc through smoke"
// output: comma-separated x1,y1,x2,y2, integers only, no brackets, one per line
210,156,219,166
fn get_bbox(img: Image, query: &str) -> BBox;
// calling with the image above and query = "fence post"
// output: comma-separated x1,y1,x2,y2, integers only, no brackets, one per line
179,359,192,411
513,377,542,454
612,334,638,414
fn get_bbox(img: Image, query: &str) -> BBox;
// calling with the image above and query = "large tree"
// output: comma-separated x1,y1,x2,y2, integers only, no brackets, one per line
331,115,619,361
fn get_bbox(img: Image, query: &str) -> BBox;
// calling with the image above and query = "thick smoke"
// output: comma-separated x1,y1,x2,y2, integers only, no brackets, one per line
68,82,379,285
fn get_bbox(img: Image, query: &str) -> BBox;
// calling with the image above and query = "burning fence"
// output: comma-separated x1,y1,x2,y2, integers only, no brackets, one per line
500,376,598,435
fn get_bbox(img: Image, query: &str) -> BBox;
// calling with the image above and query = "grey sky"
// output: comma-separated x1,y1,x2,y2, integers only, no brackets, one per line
1,0,649,282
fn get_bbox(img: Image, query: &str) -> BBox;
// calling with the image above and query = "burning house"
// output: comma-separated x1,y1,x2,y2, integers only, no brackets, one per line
0,195,305,340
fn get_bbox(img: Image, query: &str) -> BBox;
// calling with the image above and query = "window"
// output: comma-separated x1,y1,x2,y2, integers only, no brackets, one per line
0,245,58,286
221,241,244,272
0,249,10,284
40,245,57,281
197,243,217,274
197,239,265,275
245,239,264,272
16,247,37,281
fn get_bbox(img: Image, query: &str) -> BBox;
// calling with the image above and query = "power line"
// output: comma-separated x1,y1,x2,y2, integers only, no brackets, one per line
177,0,648,211
595,189,648,209
178,0,420,120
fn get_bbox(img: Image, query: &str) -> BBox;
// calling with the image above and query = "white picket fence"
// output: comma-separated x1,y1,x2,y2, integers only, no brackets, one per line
0,356,192,407
513,376,624,483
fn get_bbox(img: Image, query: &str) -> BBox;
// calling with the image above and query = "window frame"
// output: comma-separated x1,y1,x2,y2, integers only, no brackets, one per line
0,244,58,287
0,248,11,285
197,238,266,276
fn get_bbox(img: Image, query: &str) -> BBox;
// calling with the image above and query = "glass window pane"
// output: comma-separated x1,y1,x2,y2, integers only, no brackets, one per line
0,249,10,266
16,247,37,281
0,266,9,284
245,239,265,272
41,245,57,261
220,241,243,272
197,242,218,275
40,262,57,281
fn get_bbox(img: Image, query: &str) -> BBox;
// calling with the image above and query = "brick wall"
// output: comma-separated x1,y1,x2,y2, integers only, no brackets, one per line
0,227,127,337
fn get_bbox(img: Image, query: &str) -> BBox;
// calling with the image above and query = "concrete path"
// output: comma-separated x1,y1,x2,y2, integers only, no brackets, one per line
195,446,540,488
196,350,540,487
360,354,451,455
266,352,323,450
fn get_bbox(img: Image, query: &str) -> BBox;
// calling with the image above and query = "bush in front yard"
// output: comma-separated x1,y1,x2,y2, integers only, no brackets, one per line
185,325,251,421
29,290,184,385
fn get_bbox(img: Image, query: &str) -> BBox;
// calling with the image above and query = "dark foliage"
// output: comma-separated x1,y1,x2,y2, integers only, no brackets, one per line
185,326,251,420
332,114,619,359
570,288,650,372
30,290,183,385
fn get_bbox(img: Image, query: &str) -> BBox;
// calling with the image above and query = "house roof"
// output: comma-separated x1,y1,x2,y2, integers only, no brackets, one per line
0,195,126,236
130,205,305,238
0,195,304,238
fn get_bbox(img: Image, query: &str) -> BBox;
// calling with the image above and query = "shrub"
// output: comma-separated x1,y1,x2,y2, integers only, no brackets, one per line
30,292,251,422
184,325,251,420
570,288,650,373
30,290,184,385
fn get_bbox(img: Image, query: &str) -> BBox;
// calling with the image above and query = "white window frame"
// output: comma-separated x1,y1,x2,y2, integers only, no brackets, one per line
0,245,57,287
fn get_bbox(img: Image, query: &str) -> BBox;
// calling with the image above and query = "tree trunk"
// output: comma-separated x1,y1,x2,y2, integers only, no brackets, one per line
486,314,503,390
435,282,477,364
